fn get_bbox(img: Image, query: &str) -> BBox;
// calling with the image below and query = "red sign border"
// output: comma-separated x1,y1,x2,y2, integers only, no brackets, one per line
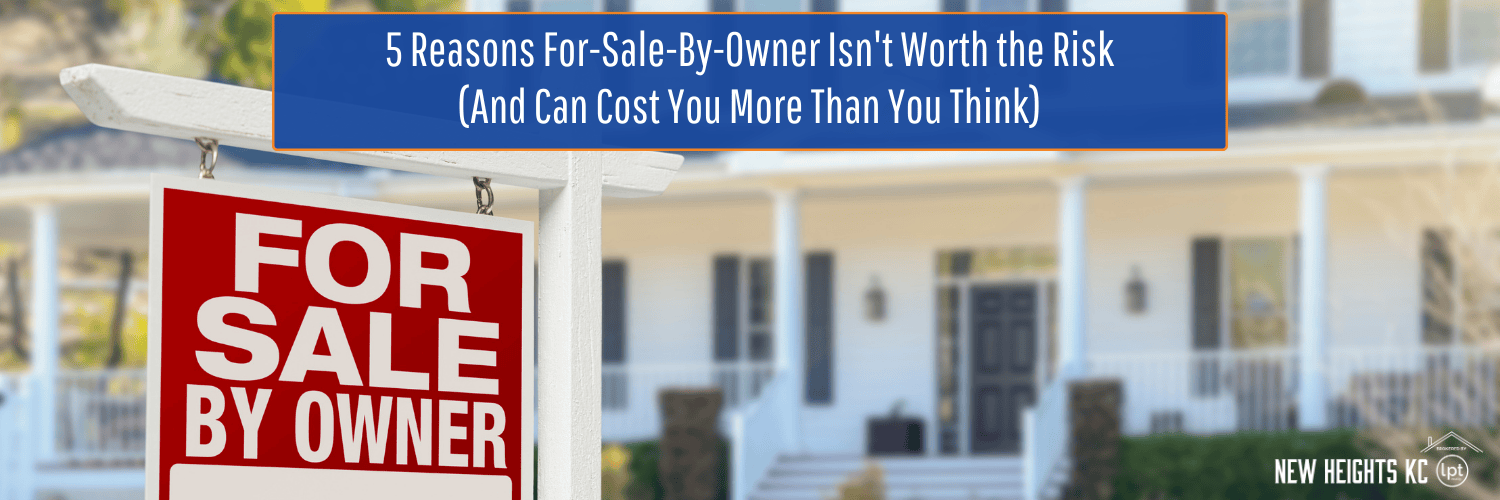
146,175,535,500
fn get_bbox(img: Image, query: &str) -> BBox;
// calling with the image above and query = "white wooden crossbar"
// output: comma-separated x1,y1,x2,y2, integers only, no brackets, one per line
59,64,682,198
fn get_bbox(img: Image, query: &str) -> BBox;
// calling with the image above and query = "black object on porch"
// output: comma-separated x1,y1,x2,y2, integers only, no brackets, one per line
867,404,924,455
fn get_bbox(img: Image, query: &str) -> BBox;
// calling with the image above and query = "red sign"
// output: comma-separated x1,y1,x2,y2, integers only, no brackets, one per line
147,177,533,500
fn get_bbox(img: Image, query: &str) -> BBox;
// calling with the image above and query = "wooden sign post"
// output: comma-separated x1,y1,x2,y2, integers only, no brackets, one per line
61,63,683,500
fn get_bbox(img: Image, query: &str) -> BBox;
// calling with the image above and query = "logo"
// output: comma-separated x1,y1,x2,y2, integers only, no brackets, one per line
1423,432,1483,488
1435,455,1469,487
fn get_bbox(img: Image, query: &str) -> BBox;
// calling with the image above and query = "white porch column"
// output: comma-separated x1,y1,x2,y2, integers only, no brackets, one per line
771,189,804,453
1056,176,1088,379
1296,165,1330,430
537,152,603,500
29,203,58,460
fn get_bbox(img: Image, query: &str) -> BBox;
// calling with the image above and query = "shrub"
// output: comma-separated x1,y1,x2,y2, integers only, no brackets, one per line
1112,430,1447,500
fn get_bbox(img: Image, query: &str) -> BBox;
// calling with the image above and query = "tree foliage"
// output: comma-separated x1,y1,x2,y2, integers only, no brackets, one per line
215,0,328,89
372,0,463,11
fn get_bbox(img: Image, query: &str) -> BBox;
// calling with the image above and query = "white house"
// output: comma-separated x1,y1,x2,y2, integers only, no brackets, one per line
4,0,1500,499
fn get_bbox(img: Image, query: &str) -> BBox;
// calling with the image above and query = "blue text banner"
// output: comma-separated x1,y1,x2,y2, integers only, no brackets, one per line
273,13,1226,150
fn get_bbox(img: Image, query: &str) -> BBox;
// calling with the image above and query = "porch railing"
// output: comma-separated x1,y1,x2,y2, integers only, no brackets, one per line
1021,375,1070,500
55,370,147,464
1090,345,1500,435
0,373,34,500
1090,348,1298,435
1327,346,1500,429
729,368,788,500
602,361,773,442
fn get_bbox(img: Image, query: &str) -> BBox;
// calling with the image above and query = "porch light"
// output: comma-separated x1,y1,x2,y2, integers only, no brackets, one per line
1126,265,1148,315
865,276,886,323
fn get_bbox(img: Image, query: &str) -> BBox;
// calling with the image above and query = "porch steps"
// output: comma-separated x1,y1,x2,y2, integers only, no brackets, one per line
749,455,1025,500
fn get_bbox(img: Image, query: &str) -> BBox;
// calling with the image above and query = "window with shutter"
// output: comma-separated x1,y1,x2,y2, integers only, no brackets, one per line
711,254,779,407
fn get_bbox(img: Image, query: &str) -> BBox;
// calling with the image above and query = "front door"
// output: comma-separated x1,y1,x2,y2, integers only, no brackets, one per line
969,284,1038,454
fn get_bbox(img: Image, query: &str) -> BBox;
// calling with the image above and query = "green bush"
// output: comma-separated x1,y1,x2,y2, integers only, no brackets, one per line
1113,430,1447,500
621,439,730,500
528,440,729,500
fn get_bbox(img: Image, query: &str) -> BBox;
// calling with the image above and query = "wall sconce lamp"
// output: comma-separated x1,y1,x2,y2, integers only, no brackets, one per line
1125,265,1148,315
865,276,887,323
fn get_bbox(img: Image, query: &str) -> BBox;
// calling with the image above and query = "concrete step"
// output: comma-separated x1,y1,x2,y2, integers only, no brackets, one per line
762,472,1020,489
751,455,1027,500
751,485,1023,500
886,485,1024,500
771,456,1022,475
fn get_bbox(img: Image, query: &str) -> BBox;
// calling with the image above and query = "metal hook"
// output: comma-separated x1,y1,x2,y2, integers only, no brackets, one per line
195,137,219,180
474,177,494,215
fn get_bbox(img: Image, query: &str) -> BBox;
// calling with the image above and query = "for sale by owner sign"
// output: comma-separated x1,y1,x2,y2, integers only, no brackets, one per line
147,176,533,500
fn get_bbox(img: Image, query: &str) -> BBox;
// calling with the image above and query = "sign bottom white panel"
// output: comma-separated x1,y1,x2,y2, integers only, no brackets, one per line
170,464,512,499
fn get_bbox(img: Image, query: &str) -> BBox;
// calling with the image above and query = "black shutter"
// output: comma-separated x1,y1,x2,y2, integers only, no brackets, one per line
1420,0,1450,72
805,252,835,404
602,260,626,363
713,255,741,361
1422,229,1454,344
1300,0,1330,78
940,0,967,12
810,0,837,11
1191,237,1222,350
1038,0,1065,12
604,0,631,10
507,0,533,11
1186,0,1213,12
711,0,735,11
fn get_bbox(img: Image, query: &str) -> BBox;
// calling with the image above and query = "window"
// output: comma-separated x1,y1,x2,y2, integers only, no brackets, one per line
1457,0,1500,67
1190,236,1295,350
712,255,775,407
712,252,836,407
507,0,622,11
941,0,1064,13
1228,238,1291,348
602,260,627,409
1225,0,1294,77
935,284,960,454
712,0,821,11
1190,236,1297,394
1420,0,1500,72
1194,0,1329,79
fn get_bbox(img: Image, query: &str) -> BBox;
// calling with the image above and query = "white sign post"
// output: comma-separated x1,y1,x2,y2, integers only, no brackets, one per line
61,64,682,500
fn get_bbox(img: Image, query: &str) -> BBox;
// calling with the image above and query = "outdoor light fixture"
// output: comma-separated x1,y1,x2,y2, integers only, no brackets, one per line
865,276,887,323
1126,265,1148,315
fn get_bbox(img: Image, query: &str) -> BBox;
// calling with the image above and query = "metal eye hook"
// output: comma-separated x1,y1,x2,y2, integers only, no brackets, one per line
474,177,494,215
195,137,219,180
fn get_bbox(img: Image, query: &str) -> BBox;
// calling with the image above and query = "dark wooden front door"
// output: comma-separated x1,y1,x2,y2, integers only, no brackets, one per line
969,284,1038,454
